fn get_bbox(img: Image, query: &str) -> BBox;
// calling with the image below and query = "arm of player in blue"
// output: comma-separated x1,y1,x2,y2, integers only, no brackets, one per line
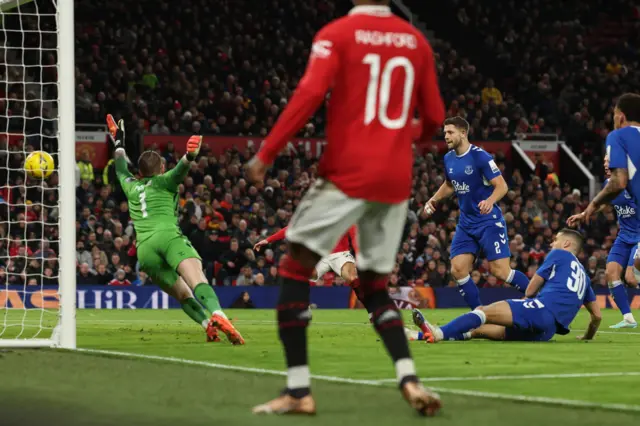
606,131,627,170
477,149,501,181
535,249,561,281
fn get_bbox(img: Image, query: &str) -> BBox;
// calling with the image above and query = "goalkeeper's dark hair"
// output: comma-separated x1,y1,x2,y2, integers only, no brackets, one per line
443,116,470,133
558,228,584,253
616,93,640,123
138,151,163,177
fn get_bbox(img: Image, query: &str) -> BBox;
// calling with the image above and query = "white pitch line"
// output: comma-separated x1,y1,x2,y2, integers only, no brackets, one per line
16,319,640,335
75,348,640,413
428,386,640,412
376,371,640,383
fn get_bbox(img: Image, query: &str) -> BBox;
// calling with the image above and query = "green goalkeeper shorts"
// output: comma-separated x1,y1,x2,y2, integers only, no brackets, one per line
136,231,201,288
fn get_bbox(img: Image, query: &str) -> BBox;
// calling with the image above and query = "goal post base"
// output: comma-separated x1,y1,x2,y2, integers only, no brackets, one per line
0,339,56,348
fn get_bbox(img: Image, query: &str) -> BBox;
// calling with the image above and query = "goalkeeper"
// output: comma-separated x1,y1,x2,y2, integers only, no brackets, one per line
108,115,244,345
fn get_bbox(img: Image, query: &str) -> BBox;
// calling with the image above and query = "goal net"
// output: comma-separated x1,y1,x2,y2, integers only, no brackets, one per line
0,0,75,348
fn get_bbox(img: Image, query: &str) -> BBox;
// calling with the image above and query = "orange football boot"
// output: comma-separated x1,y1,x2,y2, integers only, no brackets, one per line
207,313,245,345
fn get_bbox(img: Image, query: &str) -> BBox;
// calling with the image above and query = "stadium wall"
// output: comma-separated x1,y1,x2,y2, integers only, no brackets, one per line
3,286,640,310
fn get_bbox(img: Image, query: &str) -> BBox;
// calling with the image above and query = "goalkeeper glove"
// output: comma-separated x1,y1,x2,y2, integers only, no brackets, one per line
106,114,125,150
186,135,202,161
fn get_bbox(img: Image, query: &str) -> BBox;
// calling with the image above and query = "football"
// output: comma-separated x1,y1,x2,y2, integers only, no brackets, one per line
24,150,55,178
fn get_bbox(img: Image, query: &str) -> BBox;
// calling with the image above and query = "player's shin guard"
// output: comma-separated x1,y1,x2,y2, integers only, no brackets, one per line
362,277,417,387
440,310,486,341
277,255,314,398
180,297,208,327
194,283,222,314
456,275,482,309
609,281,632,316
506,269,529,292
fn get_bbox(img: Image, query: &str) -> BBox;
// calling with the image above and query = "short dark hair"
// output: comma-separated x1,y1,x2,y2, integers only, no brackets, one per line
443,116,470,133
616,93,640,123
558,228,584,253
138,151,163,177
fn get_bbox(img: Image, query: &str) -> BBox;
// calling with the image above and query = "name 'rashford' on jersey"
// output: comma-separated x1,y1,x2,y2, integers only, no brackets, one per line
536,249,596,334
606,178,640,244
444,145,502,227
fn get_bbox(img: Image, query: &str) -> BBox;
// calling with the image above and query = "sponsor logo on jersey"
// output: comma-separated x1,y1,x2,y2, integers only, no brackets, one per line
311,40,333,59
615,205,636,217
354,30,417,49
489,159,500,174
465,165,473,175
451,180,470,194
624,191,632,199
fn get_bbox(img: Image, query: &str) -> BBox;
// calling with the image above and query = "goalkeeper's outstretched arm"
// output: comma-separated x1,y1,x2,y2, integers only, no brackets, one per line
107,115,137,189
160,136,202,190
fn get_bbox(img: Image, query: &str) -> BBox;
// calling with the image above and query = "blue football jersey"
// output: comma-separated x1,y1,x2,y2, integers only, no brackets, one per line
606,126,640,215
444,145,502,227
536,249,596,333
607,178,640,244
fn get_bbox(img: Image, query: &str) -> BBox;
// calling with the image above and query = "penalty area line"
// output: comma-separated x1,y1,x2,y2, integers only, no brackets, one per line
75,348,640,413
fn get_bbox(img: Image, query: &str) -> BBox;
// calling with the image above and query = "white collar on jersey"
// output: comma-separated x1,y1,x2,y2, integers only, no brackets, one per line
456,144,473,158
349,5,392,16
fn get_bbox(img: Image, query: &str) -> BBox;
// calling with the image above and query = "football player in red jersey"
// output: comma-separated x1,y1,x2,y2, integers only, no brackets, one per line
248,0,445,417
254,226,359,286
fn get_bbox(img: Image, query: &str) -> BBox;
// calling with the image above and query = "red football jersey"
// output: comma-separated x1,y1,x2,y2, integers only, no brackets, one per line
267,225,357,255
257,5,445,203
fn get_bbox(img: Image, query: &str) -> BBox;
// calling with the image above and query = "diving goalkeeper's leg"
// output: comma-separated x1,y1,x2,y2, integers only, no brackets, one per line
165,277,220,342
177,257,245,345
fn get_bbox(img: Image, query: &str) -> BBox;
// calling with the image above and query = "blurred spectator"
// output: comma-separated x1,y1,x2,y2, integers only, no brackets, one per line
230,291,256,309
77,152,94,183
109,269,132,286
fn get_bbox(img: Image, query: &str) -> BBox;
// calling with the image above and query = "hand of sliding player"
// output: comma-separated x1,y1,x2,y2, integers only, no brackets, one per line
186,135,202,160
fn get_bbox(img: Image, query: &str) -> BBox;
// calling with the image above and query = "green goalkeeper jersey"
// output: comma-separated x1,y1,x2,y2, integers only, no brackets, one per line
115,156,190,244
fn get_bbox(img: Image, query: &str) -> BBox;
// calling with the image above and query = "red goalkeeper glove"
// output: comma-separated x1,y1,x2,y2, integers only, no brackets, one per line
186,135,202,160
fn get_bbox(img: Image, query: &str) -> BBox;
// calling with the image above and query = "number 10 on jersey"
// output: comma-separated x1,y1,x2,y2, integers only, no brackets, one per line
362,54,415,130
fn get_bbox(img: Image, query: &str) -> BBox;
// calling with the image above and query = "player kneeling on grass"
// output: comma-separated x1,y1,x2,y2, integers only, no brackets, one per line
409,229,602,343
107,115,244,345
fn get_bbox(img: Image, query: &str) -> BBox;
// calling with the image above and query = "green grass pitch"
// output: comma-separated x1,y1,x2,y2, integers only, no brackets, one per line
2,308,640,425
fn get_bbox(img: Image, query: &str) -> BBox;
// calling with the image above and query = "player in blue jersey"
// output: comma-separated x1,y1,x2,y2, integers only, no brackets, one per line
410,229,602,343
568,155,638,329
423,117,529,309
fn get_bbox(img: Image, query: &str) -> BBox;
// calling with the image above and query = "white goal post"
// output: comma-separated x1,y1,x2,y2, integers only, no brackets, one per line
0,0,76,348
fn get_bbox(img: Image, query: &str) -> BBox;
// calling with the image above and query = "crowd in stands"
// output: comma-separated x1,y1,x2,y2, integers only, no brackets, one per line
0,0,635,290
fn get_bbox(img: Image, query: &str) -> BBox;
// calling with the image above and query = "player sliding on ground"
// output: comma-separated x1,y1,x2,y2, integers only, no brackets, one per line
246,0,445,417
107,115,244,345
255,226,374,320
423,117,529,309
255,226,358,285
409,229,602,343
567,155,638,329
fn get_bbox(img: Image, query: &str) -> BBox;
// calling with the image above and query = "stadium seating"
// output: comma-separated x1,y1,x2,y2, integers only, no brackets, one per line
1,0,627,290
